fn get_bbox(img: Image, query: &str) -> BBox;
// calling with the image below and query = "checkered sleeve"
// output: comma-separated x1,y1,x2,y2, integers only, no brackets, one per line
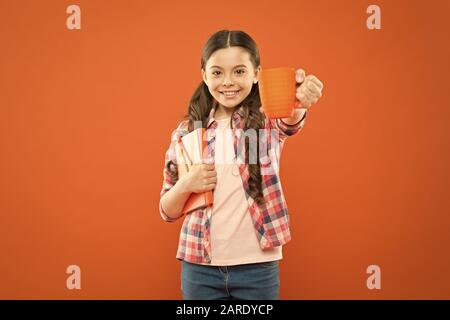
273,109,308,143
159,120,189,222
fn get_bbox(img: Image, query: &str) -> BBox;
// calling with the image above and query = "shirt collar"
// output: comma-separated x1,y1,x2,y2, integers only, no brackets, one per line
206,100,245,128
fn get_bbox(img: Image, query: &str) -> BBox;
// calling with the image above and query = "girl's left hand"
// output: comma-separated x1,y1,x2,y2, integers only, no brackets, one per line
295,69,324,110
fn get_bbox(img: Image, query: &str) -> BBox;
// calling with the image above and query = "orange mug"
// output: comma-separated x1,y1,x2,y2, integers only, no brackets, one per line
258,67,297,118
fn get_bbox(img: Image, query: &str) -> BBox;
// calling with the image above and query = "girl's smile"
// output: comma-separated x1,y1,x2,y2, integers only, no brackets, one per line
219,90,241,98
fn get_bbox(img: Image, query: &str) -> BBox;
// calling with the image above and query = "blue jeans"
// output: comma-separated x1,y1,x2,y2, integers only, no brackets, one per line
181,260,280,300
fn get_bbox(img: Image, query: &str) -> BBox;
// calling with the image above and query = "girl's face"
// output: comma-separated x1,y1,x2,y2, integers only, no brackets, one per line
202,46,260,112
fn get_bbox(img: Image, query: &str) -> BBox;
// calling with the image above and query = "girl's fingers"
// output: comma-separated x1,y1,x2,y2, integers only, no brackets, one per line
307,81,322,97
296,91,305,102
308,75,324,90
301,83,315,98
205,183,216,191
206,170,217,177
297,92,311,107
301,81,321,100
297,91,313,106
206,177,217,184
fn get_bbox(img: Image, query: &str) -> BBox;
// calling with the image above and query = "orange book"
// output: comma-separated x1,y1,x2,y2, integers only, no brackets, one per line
175,127,214,215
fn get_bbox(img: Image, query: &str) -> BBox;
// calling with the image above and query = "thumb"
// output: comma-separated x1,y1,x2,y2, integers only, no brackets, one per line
296,69,306,84
202,156,214,165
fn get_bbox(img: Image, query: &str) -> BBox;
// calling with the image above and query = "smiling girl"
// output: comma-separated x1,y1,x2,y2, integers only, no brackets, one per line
159,30,323,300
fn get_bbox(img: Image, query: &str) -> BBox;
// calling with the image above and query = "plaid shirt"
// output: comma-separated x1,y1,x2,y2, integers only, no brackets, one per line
159,104,308,264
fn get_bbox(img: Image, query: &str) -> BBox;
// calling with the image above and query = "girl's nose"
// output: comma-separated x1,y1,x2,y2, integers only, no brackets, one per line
223,77,233,86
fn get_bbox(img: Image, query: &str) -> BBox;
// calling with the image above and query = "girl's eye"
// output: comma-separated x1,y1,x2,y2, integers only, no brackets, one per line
212,69,245,76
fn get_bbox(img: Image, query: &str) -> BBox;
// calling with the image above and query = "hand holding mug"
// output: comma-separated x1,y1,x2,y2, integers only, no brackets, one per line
294,69,324,110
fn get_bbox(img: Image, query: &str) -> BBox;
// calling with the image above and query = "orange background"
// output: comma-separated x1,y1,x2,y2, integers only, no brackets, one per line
1,0,449,299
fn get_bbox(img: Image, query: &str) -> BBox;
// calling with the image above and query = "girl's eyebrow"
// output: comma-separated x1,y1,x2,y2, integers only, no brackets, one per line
209,64,247,70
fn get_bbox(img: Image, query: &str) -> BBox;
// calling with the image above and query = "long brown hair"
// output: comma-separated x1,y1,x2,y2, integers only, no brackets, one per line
172,30,266,206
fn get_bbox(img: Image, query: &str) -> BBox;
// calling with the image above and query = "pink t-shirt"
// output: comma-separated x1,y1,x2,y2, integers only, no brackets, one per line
199,117,282,266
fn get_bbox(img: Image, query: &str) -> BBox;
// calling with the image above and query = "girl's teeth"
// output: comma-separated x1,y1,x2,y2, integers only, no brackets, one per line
223,91,239,97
